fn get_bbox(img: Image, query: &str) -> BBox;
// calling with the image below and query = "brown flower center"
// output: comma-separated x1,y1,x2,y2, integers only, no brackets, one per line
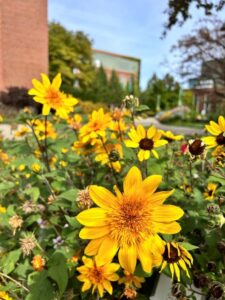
89,266,104,283
139,138,154,150
189,139,205,156
216,132,225,145
163,244,180,263
208,189,213,197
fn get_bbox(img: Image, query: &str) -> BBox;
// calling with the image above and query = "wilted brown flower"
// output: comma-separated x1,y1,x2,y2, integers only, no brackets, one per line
188,139,205,158
9,215,23,235
123,287,137,299
20,233,37,256
76,187,93,210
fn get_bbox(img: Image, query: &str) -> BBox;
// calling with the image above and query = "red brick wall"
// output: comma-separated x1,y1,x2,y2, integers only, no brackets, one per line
0,0,48,91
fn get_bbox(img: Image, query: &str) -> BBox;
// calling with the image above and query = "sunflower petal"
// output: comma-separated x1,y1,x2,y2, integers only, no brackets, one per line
42,104,51,115
218,116,225,131
125,140,139,148
85,237,105,256
154,221,182,234
123,166,142,193
137,124,146,139
118,245,137,273
96,237,119,265
152,205,184,222
76,208,107,227
147,190,174,205
79,226,110,239
89,185,118,209
142,175,162,196
52,73,62,90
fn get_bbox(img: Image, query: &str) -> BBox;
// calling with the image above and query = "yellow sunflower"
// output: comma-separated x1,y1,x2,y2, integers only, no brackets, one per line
160,242,193,281
79,108,112,144
77,166,184,273
160,130,183,142
204,183,217,201
202,116,225,148
125,125,168,161
28,73,78,119
77,256,119,298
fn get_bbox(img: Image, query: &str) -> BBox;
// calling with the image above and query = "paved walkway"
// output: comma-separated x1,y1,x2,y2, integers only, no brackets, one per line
136,117,204,136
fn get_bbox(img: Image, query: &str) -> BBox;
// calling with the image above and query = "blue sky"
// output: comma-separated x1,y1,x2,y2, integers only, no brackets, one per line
48,0,208,89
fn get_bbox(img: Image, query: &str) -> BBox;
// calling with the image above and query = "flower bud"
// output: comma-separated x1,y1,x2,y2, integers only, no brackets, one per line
109,149,120,162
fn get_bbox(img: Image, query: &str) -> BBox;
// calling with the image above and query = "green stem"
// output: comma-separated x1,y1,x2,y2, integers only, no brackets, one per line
44,116,51,172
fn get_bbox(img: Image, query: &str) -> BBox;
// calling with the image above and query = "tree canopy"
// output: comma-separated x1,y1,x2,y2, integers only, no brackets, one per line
49,22,95,97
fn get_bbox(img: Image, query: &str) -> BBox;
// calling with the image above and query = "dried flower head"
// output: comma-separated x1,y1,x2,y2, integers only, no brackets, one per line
76,187,93,210
47,194,55,204
22,201,38,214
122,95,139,109
9,215,23,235
32,255,46,271
20,233,37,256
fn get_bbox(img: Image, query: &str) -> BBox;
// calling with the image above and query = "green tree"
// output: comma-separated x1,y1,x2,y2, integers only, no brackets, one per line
108,70,124,104
85,66,110,102
49,22,95,97
141,74,180,111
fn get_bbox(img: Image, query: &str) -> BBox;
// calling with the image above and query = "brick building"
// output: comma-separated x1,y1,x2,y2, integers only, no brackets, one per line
93,49,140,88
0,0,48,91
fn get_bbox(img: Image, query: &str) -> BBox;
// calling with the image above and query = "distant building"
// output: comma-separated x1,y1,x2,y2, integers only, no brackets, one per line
189,60,225,114
0,0,48,92
93,49,141,88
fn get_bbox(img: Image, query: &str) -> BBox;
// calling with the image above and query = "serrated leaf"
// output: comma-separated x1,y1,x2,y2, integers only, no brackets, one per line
48,252,68,296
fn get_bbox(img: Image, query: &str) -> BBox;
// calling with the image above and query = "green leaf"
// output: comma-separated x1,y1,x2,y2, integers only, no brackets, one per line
0,249,21,274
26,271,54,300
208,175,225,185
48,252,68,296
65,216,81,229
0,182,15,190
58,189,78,202
25,187,40,202
134,263,152,278
180,242,199,251
134,105,150,112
